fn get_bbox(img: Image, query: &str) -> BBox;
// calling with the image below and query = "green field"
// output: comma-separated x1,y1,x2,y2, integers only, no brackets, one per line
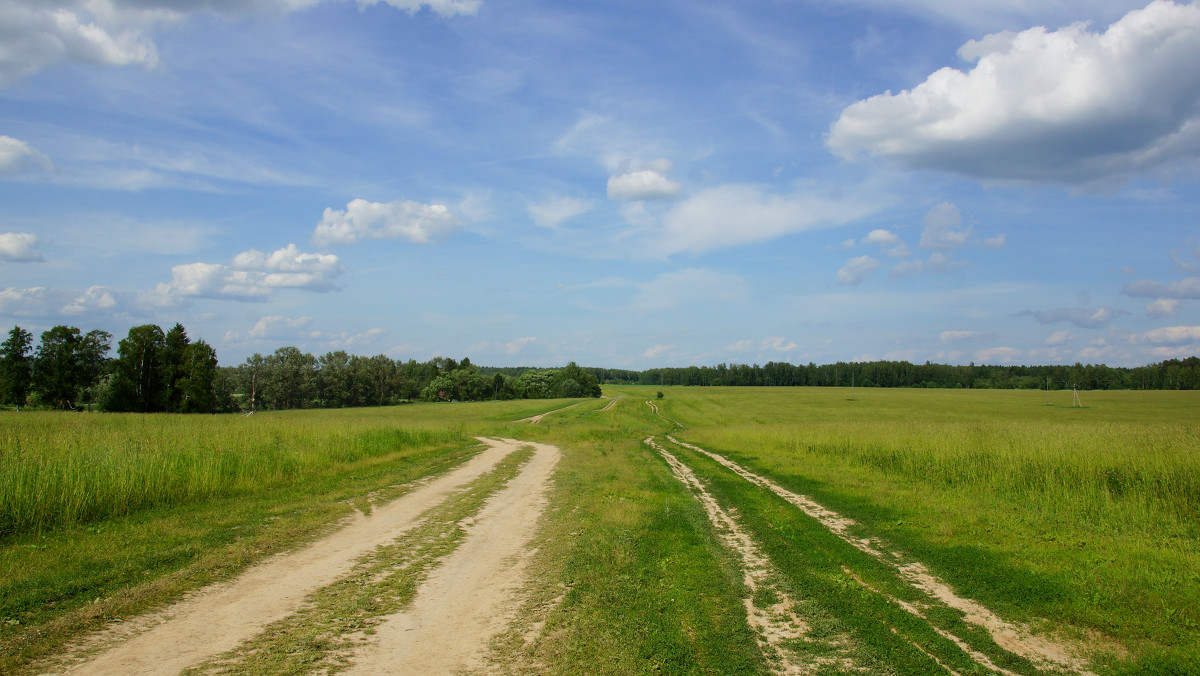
2,387,1197,674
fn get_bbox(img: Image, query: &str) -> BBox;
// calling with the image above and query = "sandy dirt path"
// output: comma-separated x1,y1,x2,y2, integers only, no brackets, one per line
346,438,560,675
57,439,520,676
514,402,580,424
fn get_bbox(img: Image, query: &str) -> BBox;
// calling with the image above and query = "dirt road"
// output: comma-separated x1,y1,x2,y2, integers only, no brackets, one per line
55,437,559,676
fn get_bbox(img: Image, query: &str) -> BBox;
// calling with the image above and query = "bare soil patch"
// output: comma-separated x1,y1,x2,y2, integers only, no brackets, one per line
346,439,560,674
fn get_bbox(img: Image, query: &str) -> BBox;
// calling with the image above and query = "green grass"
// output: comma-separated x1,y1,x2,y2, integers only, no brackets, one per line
623,386,1200,673
3,388,1198,674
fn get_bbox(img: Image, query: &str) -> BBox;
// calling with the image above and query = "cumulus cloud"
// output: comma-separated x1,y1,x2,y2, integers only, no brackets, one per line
0,286,57,316
1031,306,1122,328
837,255,879,285
62,285,117,315
862,229,899,246
828,1,1200,184
0,232,44,262
607,169,683,201
919,202,971,250
1132,325,1200,345
643,344,674,360
1122,276,1200,299
146,243,341,306
761,336,798,351
0,2,158,85
0,1,477,85
1146,298,1180,318
653,183,878,255
889,251,966,277
527,196,593,228
0,137,53,175
1046,329,1074,346
314,198,461,247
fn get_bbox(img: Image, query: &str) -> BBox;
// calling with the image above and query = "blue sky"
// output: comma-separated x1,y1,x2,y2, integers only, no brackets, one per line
1,0,1198,369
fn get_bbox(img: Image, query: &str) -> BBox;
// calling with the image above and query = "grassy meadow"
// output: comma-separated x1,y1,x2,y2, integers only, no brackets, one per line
2,387,1197,674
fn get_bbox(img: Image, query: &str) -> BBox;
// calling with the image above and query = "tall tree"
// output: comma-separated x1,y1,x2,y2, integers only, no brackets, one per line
78,329,112,409
34,326,85,408
0,326,34,407
110,324,167,412
178,339,219,413
162,323,190,412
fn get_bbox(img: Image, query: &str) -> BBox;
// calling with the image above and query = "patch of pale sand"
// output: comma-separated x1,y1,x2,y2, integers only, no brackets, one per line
55,438,518,676
667,435,1097,676
345,439,560,675
598,397,620,412
646,437,830,676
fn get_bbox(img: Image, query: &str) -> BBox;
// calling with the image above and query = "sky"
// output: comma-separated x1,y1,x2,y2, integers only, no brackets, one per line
1,0,1199,369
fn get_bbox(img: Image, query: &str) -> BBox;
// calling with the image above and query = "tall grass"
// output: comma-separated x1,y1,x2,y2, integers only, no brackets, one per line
0,410,464,538
691,420,1200,537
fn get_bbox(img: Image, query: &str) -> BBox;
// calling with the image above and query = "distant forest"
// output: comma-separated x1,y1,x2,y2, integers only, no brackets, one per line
583,359,1200,391
2,322,1197,413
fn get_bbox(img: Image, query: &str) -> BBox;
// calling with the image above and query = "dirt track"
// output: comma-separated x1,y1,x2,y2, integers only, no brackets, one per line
55,437,558,676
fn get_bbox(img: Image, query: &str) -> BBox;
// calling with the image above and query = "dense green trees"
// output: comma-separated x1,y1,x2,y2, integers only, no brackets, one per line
619,357,1200,391
103,323,225,413
4,320,1196,412
0,326,33,407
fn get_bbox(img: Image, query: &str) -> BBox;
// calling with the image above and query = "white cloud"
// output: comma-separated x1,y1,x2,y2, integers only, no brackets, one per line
607,169,683,201
654,183,878,255
146,243,342,306
0,3,158,85
975,346,1022,363
837,255,879,285
940,330,981,343
314,198,461,247
1122,276,1200,299
828,1,1200,184
725,339,755,352
983,234,1007,249
1146,298,1181,318
503,336,536,355
62,285,117,315
1031,306,1121,328
889,251,966,277
1132,325,1200,345
862,228,899,246
358,0,481,17
0,136,52,174
1046,329,1074,346
0,232,43,262
528,196,593,229
0,1,477,86
761,336,798,351
919,202,971,250
0,286,57,316
643,344,674,360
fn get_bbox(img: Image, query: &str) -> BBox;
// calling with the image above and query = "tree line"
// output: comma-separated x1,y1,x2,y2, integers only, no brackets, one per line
4,322,1196,414
591,358,1200,390
0,324,601,413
